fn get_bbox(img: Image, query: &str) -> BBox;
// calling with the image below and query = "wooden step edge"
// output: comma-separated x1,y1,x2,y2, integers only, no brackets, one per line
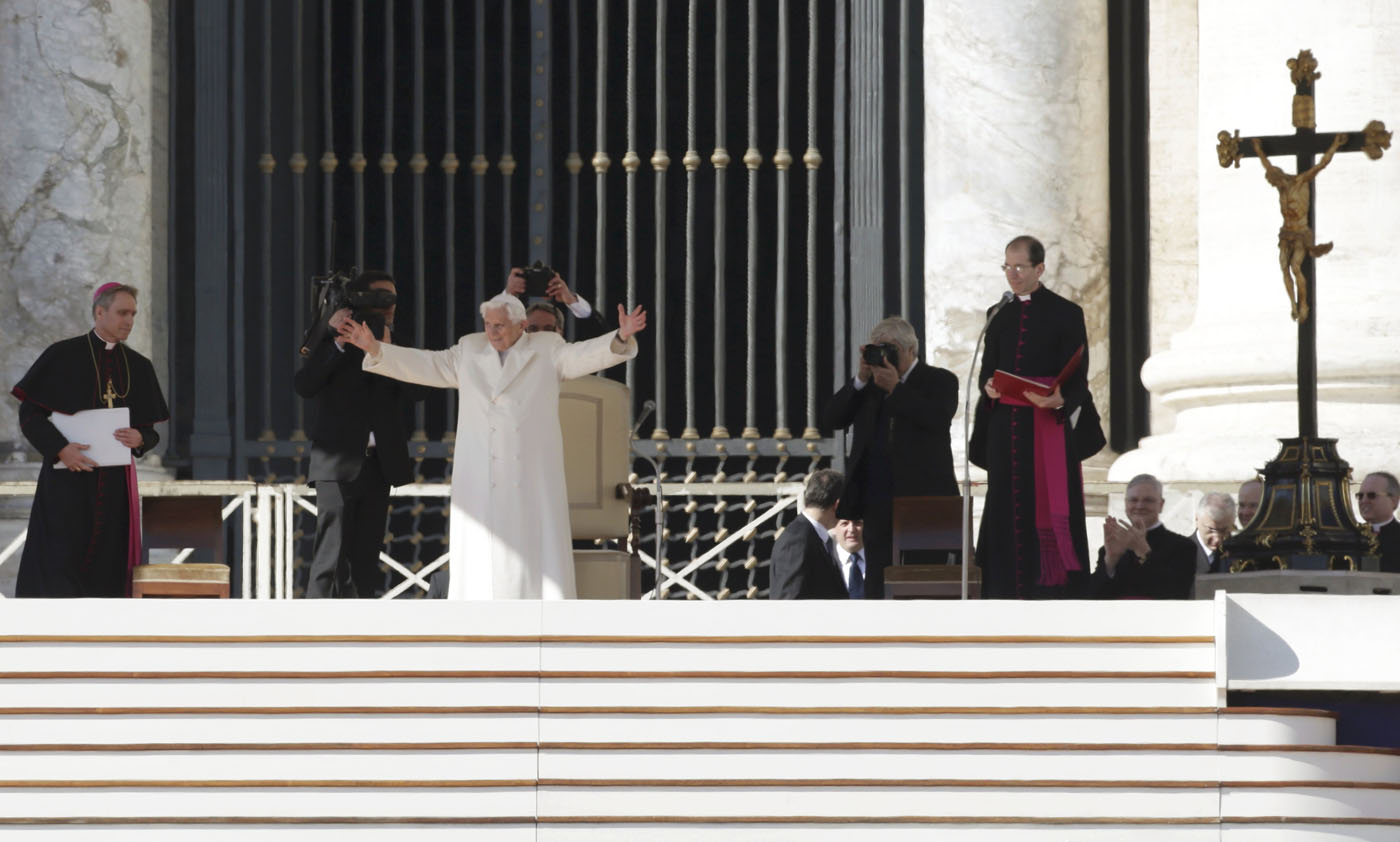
1220,707,1338,719
0,742,537,752
0,634,1217,645
1224,816,1400,826
539,816,1222,825
0,780,536,789
25,778,1395,790
0,669,1217,680
1221,743,1400,757
0,705,1230,717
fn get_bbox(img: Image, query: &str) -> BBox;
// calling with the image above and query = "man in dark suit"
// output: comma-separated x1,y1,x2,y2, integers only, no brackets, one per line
1356,471,1400,572
1192,492,1237,578
1090,474,1197,599
294,270,427,598
824,317,958,573
832,517,884,600
770,469,848,599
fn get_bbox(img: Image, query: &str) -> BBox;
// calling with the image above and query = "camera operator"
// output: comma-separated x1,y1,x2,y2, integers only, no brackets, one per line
504,266,608,340
822,316,959,579
294,270,431,598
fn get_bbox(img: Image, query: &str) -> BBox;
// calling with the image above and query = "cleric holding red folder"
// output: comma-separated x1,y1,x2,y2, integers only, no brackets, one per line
969,236,1104,599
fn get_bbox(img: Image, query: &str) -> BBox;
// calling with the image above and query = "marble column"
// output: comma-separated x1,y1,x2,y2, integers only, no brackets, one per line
0,0,162,460
921,0,1113,469
0,0,164,596
1111,0,1400,484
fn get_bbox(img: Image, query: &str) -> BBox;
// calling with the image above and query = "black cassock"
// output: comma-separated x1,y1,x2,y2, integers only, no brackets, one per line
12,332,168,597
970,285,1098,599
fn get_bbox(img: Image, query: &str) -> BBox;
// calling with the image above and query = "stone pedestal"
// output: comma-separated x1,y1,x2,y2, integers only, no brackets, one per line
1113,1,1400,486
921,0,1112,464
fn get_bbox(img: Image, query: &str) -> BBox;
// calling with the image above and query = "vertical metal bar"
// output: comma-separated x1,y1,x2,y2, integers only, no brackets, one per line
897,0,910,318
711,0,728,439
353,0,365,269
831,0,848,437
651,0,670,439
499,0,516,272
255,0,270,441
592,0,610,315
681,0,699,441
742,0,760,439
566,0,582,341
380,1,396,274
529,2,552,264
803,0,821,440
773,0,791,440
320,0,337,263
410,0,426,435
442,1,458,427
256,487,272,599
847,0,884,346
623,0,638,396
290,0,308,437
471,0,486,326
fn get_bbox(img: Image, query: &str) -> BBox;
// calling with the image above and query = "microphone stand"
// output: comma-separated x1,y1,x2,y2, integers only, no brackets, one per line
628,402,664,601
961,294,1011,599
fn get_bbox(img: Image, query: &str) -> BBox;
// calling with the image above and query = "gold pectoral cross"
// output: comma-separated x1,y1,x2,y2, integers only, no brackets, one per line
102,378,117,409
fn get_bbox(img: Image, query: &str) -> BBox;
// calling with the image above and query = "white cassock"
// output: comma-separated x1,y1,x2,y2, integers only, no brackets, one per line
363,329,637,598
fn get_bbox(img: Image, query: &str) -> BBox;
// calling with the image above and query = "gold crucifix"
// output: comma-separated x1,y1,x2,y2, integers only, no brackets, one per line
102,378,118,409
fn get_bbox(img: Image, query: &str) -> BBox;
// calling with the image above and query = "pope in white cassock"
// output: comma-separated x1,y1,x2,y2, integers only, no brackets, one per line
339,291,647,599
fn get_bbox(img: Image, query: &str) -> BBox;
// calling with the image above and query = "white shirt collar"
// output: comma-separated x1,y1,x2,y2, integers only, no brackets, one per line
1372,517,1396,532
92,328,116,350
837,545,865,575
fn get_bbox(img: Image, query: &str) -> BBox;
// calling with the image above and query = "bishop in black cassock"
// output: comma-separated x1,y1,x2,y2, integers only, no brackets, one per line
970,237,1103,599
11,284,168,597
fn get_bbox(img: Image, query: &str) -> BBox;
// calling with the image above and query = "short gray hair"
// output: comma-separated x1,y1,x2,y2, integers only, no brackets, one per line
1366,471,1400,497
1197,491,1236,522
1125,474,1162,498
92,284,139,317
869,316,918,355
480,292,527,323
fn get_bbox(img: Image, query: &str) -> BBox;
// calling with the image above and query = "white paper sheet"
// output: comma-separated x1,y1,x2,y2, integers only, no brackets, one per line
49,407,132,468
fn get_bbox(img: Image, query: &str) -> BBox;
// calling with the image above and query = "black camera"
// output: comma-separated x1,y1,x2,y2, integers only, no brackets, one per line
862,343,899,368
299,267,398,355
521,260,556,298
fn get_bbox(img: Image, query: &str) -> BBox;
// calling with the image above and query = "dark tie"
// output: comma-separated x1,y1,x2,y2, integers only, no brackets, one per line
847,553,865,599
1208,550,1221,573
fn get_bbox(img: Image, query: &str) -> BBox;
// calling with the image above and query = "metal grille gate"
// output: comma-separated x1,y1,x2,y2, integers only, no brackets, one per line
170,0,925,598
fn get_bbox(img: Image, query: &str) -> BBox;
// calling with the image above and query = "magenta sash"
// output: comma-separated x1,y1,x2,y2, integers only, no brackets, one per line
1000,380,1080,586
125,459,141,596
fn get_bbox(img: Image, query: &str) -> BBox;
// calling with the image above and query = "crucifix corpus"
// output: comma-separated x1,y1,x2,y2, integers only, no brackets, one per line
1211,50,1391,574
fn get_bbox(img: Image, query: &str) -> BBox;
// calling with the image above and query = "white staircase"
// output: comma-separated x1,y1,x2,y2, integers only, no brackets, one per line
0,599,1396,840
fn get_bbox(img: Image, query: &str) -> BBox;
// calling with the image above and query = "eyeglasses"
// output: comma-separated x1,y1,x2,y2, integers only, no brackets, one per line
1000,263,1035,273
1356,491,1390,500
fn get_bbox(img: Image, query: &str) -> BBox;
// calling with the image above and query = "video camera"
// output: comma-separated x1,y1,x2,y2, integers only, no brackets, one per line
298,266,397,355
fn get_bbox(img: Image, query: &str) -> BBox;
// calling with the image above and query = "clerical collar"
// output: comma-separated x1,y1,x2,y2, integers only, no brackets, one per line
1373,517,1396,532
1017,294,1032,301
91,329,117,351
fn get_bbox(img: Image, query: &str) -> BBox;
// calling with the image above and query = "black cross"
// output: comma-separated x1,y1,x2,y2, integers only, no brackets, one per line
1216,49,1390,439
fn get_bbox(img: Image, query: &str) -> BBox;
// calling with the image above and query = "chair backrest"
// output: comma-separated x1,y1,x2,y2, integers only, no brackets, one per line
560,375,632,539
890,495,967,565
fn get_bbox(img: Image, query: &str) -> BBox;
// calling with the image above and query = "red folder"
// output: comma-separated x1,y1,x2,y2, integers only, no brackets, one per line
991,344,1084,402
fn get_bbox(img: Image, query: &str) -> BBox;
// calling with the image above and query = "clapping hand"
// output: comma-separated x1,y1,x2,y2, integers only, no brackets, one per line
617,304,648,340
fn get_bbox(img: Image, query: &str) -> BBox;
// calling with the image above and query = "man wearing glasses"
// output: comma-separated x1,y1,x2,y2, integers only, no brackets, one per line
970,235,1100,598
1356,472,1399,572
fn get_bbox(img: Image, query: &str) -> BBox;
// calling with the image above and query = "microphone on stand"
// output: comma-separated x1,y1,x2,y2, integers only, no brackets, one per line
961,291,1012,599
985,290,1015,319
630,400,656,439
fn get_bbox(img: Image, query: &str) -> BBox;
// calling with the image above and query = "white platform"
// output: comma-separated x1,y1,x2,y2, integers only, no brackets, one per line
0,595,1396,839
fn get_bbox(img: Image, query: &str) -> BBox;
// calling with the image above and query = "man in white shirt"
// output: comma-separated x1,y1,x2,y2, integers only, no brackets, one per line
832,517,882,600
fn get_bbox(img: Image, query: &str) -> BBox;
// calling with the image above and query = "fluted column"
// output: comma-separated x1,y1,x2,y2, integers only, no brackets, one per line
0,0,161,457
921,0,1112,462
1110,0,1400,482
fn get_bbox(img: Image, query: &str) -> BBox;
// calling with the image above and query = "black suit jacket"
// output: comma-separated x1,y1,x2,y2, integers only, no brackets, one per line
770,515,848,599
823,361,959,516
1376,520,1400,573
1090,524,1198,599
294,338,428,487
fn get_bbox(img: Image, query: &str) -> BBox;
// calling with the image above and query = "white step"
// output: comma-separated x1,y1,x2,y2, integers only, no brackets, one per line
0,712,538,744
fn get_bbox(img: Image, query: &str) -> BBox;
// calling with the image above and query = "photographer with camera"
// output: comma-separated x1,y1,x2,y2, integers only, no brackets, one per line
505,263,609,340
822,316,959,587
294,270,430,599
